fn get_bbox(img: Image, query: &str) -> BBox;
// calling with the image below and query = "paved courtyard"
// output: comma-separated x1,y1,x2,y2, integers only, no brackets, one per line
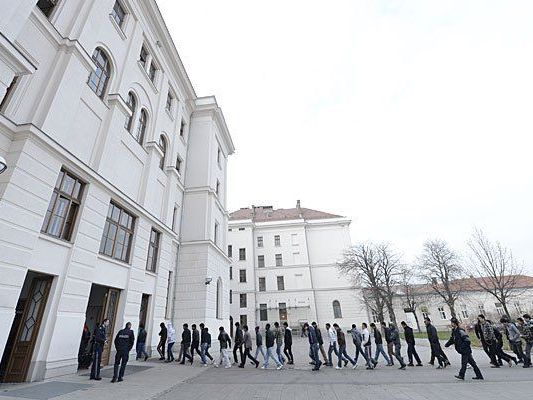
1,338,531,400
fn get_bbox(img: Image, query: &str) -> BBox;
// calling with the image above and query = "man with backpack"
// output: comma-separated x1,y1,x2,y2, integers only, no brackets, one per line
445,317,484,381
518,314,533,368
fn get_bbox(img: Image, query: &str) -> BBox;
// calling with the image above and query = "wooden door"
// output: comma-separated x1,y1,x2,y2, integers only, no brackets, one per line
4,276,52,382
101,288,120,366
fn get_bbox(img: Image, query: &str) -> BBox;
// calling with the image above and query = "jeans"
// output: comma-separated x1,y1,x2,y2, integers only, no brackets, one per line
180,344,192,363
217,348,231,368
264,346,282,368
276,343,285,364
233,343,243,365
310,343,321,369
90,344,103,379
157,339,165,359
167,342,175,361
510,341,524,362
524,342,532,367
136,342,148,359
364,345,373,368
373,343,391,365
284,344,294,363
338,345,356,367
459,351,483,379
241,347,259,367
430,342,447,366
254,344,266,361
200,343,213,364
394,343,406,367
407,343,422,365
328,342,339,365
190,343,201,361
113,350,129,379
387,342,395,365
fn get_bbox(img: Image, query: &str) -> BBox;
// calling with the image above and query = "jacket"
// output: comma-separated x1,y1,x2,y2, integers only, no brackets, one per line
274,327,284,345
218,331,231,349
383,326,392,343
328,327,338,344
308,326,318,345
481,321,496,343
191,329,200,345
445,327,472,354
389,326,401,345
506,323,521,343
265,328,275,348
93,324,107,347
426,324,439,344
181,328,191,345
284,327,293,346
351,328,362,346
159,326,167,342
114,328,135,353
234,326,243,345
522,321,533,343
243,331,253,349
201,328,210,344
373,329,383,345
404,326,415,345
315,327,324,345
362,328,371,347
337,330,346,347
137,327,147,343
256,331,263,346
167,324,176,344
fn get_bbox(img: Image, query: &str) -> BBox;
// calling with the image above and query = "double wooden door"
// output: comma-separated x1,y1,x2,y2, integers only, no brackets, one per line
100,288,120,366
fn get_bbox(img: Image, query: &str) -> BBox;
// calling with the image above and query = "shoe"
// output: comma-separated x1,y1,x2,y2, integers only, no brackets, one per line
344,360,348,367
144,356,149,361
261,366,266,369
416,363,423,367
94,377,102,381
428,362,434,366
111,378,116,383
255,361,260,368
276,365,283,370
490,365,500,368
366,367,373,370
399,366,406,370
179,362,185,365
508,361,513,367
386,363,393,367
238,365,244,368
224,365,231,369
335,366,342,370
436,366,443,369
312,367,319,371
352,364,357,370
213,364,219,368
407,363,414,367
523,365,531,368
472,376,484,380
454,375,464,380
117,378,123,382
159,357,165,360
89,377,95,380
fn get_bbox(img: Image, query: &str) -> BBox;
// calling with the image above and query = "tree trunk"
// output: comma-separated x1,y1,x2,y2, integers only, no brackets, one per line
412,311,421,333
502,302,511,319
386,301,397,326
448,301,456,318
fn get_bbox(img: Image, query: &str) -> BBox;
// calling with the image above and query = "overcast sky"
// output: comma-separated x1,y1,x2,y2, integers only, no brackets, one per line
158,0,533,271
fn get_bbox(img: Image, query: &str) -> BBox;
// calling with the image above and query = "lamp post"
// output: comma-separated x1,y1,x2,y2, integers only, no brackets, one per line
0,156,6,174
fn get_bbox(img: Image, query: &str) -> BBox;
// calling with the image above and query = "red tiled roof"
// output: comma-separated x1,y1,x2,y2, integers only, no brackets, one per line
229,205,344,222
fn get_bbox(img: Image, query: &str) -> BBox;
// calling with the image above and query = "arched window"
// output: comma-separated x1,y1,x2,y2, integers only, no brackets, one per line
88,48,111,98
124,92,136,132
135,109,147,144
216,278,222,319
333,300,342,319
159,135,167,170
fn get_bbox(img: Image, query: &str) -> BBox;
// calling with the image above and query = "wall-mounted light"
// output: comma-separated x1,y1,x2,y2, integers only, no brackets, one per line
205,277,213,285
0,156,7,174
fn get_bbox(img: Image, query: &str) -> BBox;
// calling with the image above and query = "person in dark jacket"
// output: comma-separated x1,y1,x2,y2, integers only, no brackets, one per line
253,326,266,362
199,323,213,365
424,317,448,368
312,322,329,365
157,322,167,360
90,319,109,380
381,321,395,366
474,317,491,360
334,324,357,369
233,322,244,366
262,323,283,369
190,324,201,362
445,317,483,380
136,323,148,361
305,322,321,371
239,325,260,368
179,323,193,364
501,316,524,364
111,322,135,383
78,324,91,368
215,326,231,368
370,322,391,366
401,321,422,367
283,322,294,364
389,323,406,370
518,315,533,368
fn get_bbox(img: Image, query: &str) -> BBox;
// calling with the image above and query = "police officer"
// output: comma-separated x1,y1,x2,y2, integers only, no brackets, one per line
90,319,109,381
111,322,135,383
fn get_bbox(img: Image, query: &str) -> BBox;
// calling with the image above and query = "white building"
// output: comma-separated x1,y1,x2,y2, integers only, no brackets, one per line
227,202,367,334
0,0,234,383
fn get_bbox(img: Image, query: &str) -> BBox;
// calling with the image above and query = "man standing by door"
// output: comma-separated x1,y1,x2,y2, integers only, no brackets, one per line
111,322,134,383
90,319,109,381
136,323,148,361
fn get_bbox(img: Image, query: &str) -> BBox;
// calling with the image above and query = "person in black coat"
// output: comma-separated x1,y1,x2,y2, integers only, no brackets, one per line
179,323,193,364
111,322,135,383
233,322,244,366
90,319,109,380
157,322,167,360
445,318,483,381
424,317,449,368
401,321,422,366
282,322,294,364
190,324,201,361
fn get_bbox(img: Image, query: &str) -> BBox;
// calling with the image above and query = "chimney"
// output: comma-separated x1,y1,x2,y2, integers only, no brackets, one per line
251,205,256,218
296,200,303,218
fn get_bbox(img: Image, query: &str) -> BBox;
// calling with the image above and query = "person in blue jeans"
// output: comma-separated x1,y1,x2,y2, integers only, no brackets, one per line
261,324,283,370
90,319,109,381
370,322,391,366
199,324,213,365
274,322,285,364
304,322,321,371
136,323,148,361
334,324,357,369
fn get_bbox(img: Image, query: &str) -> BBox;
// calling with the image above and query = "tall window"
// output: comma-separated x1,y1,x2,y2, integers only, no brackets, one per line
421,305,430,319
277,276,285,291
495,303,504,316
240,315,248,327
214,222,219,246
111,1,126,27
165,271,173,318
239,269,247,283
333,300,342,318
230,267,233,280
139,46,148,68
99,202,135,263
240,293,247,308
88,48,111,99
41,169,84,241
227,245,233,258
279,303,287,321
149,62,158,83
37,0,57,17
124,92,136,131
229,290,232,304
258,255,265,268
172,205,179,233
275,254,283,267
216,180,220,196
175,156,182,174
179,120,186,137
216,278,222,319
0,76,19,113
239,248,246,261
514,302,523,314
258,277,266,292
217,147,222,166
259,304,268,321
166,91,174,112
371,310,380,323
257,236,263,247
274,235,281,246
460,304,469,319
438,307,447,320
146,228,160,272
134,109,147,144
159,135,167,170
478,304,485,315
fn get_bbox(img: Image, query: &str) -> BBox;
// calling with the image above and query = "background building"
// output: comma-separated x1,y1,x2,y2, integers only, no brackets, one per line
227,201,367,334
0,0,234,383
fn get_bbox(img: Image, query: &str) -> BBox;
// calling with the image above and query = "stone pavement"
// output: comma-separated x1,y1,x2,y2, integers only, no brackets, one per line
1,338,531,400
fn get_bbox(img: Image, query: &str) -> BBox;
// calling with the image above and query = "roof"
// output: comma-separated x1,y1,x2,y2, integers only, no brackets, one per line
229,203,344,223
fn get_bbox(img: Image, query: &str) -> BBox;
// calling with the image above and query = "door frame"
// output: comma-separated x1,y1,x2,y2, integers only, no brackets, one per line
100,288,120,366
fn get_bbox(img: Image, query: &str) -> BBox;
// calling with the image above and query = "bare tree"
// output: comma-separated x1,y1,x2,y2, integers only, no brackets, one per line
337,244,385,322
467,229,525,318
375,244,402,326
418,239,464,318
399,267,431,332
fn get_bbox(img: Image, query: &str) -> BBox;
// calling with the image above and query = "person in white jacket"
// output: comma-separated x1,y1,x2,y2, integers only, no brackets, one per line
326,323,348,366
166,322,176,362
361,323,374,369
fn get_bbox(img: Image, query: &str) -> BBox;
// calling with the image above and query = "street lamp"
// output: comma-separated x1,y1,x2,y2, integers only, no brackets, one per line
0,156,6,174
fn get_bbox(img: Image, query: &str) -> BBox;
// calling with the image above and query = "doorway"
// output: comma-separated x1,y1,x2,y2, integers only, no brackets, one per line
81,284,120,367
139,294,150,328
0,271,53,383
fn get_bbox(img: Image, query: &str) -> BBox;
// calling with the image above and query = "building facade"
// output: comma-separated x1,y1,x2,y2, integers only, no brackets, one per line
228,202,367,333
0,0,234,383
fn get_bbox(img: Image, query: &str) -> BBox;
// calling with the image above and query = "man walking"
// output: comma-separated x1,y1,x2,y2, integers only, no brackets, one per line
215,326,231,368
190,324,201,362
111,322,135,383
501,316,524,364
136,323,148,361
381,321,395,366
425,317,448,368
262,323,283,370
274,322,286,364
239,325,260,368
253,326,266,362
389,323,406,370
351,324,367,367
401,321,422,367
305,322,322,371
199,324,213,365
478,315,516,367
326,323,346,367
283,322,294,364
157,322,167,361
166,322,176,362
335,324,357,369
90,319,109,380
518,315,532,368
361,323,374,369
445,317,484,380
179,323,193,364
233,322,244,366
313,322,329,365
474,315,491,360
370,322,391,367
